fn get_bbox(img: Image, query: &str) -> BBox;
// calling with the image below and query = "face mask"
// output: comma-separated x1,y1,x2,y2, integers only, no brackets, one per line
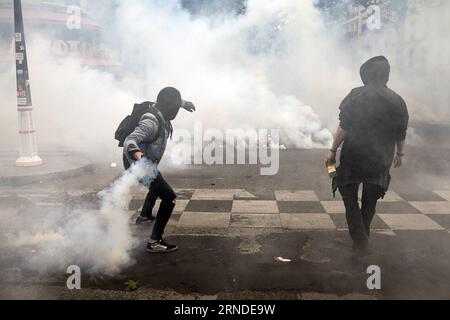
161,104,181,121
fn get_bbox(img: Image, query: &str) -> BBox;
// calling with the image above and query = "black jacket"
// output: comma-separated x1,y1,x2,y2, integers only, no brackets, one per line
335,56,409,193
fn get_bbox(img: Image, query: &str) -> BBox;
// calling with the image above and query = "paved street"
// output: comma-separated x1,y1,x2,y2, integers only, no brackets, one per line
1,147,450,299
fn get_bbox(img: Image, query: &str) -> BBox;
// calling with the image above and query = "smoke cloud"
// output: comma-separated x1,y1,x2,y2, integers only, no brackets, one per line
1,0,447,277
4,159,158,275
0,0,353,155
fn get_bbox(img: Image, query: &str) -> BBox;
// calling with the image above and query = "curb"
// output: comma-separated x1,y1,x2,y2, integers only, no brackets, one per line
0,154,94,187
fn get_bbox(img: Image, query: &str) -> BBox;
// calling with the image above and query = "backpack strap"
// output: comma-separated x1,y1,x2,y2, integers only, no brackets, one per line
142,102,167,143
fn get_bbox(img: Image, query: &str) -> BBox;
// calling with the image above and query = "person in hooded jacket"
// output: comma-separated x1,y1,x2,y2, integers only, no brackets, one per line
326,56,409,251
124,87,196,254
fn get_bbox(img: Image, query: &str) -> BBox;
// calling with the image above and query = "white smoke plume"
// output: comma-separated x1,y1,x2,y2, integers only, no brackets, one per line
0,0,447,278
0,0,356,276
0,0,351,154
5,159,158,275
113,0,345,147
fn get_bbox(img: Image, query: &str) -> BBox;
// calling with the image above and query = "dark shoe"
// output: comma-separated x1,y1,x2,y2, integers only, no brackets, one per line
146,239,178,254
136,215,155,225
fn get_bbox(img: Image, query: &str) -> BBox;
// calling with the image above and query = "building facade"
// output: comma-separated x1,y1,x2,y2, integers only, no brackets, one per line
334,0,449,122
0,0,118,68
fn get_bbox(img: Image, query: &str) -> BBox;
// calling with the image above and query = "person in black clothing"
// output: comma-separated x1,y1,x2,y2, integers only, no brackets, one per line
124,87,195,253
326,56,409,251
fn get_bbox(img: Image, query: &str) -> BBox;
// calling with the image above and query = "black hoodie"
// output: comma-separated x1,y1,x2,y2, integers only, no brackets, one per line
336,56,409,192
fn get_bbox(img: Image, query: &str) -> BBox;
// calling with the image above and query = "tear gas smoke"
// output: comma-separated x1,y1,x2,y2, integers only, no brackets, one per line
0,1,447,152
4,159,158,275
0,1,346,276
0,0,351,155
1,0,447,277
113,0,345,148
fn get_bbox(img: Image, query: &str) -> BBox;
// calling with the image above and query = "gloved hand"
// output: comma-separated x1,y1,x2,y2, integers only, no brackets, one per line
182,101,196,112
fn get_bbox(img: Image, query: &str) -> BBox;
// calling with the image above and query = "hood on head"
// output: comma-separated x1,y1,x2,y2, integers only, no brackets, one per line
360,56,391,86
156,87,182,121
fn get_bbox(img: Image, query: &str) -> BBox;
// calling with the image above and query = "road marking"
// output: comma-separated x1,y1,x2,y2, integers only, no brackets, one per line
433,191,450,202
234,189,258,199
410,201,450,215
378,214,445,231
190,189,257,201
280,213,336,230
275,190,319,202
231,214,282,228
191,189,235,200
178,212,231,228
321,201,346,214
232,200,279,214
358,190,404,202
373,229,396,236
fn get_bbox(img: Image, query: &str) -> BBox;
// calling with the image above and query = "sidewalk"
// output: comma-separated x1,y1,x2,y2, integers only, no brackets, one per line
0,151,92,186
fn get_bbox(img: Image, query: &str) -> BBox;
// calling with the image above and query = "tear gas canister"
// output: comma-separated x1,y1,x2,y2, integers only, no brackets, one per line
327,163,338,179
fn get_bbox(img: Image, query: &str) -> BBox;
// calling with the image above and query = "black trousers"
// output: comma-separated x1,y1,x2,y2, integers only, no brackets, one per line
141,173,177,241
339,183,383,247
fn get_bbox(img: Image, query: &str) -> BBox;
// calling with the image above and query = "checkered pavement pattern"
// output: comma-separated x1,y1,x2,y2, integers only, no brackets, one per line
2,188,450,235
129,189,450,235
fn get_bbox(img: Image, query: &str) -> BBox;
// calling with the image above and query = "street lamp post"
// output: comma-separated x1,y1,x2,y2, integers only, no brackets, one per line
13,0,42,167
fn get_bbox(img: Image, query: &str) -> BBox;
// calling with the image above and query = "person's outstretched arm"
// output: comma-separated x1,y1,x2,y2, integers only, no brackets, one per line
181,100,196,112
